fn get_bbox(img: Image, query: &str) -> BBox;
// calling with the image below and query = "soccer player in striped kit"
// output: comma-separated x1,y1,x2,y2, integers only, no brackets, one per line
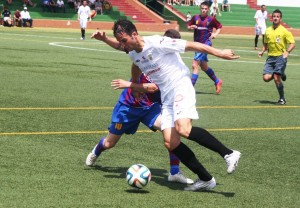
187,1,223,94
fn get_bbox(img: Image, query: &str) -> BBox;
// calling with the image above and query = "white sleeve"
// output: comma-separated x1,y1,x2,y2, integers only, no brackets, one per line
156,36,186,54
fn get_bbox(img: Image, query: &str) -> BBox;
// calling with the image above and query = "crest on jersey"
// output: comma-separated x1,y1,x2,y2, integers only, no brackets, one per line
148,54,153,60
115,123,122,130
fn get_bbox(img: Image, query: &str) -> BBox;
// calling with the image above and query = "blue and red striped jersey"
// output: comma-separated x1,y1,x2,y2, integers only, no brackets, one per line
118,74,161,108
188,15,222,45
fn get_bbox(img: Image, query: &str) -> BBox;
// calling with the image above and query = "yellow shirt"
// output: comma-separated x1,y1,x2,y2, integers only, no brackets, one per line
264,25,295,56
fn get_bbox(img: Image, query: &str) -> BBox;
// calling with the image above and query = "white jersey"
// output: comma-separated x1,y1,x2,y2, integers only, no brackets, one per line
129,35,191,106
78,5,90,20
254,10,267,28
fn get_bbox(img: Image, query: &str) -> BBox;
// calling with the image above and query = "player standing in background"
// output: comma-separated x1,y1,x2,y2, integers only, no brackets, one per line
254,5,268,50
187,1,223,94
91,20,241,191
258,9,295,105
77,0,91,40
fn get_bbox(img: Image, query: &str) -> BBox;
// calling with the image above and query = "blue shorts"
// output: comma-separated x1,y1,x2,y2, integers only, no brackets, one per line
194,52,208,63
263,55,287,75
108,102,161,135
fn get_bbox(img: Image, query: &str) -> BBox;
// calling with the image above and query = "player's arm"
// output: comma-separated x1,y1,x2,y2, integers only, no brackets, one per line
91,31,125,51
283,42,295,58
211,28,221,39
111,79,158,93
185,41,240,60
131,63,142,83
258,42,268,58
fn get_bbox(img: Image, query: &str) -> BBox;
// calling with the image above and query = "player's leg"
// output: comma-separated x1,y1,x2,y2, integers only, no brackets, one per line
173,82,241,174
274,56,287,104
163,127,216,191
86,132,122,166
80,19,87,40
191,59,200,86
200,60,222,94
141,104,193,184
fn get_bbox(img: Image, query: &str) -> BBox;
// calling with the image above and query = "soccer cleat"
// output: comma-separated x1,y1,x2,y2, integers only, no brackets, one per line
86,152,98,166
224,150,241,174
168,172,194,184
255,47,258,50
281,73,286,81
277,98,286,105
184,177,216,191
215,79,223,94
80,37,85,40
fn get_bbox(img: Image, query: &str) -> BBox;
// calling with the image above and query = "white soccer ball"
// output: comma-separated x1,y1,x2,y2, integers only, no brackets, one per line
126,164,151,189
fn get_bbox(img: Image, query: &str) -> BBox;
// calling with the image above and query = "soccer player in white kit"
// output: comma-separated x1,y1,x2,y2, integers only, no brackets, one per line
78,0,91,40
91,20,241,191
254,5,268,50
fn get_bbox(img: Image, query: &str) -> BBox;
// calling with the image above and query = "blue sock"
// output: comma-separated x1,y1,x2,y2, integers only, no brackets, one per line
191,73,199,86
92,137,106,156
205,67,219,84
169,151,180,175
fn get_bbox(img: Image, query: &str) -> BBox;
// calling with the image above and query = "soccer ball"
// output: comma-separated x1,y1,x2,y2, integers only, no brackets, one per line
126,164,151,189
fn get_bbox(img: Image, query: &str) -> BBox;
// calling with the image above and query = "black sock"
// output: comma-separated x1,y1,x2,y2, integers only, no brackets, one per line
255,35,259,47
81,29,85,38
188,127,232,157
172,142,212,181
276,82,284,99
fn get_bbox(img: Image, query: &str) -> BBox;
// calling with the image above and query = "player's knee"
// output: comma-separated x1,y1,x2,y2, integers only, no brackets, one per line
175,125,190,138
103,140,116,149
263,74,273,82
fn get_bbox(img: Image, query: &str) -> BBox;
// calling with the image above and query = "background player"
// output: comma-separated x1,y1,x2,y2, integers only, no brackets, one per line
77,0,91,40
254,5,268,50
187,1,223,94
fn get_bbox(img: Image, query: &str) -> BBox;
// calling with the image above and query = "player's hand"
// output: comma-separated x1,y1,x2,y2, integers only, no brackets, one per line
283,51,289,59
258,51,264,58
91,30,106,41
111,79,131,90
219,49,240,60
210,33,217,39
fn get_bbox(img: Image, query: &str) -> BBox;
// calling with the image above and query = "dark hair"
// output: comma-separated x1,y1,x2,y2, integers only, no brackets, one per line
261,4,266,8
113,19,138,37
272,9,282,18
201,1,210,7
164,29,181,39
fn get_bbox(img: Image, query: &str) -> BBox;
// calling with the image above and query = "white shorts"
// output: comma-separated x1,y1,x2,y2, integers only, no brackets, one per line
4,17,10,21
255,25,266,35
80,18,88,29
160,79,199,130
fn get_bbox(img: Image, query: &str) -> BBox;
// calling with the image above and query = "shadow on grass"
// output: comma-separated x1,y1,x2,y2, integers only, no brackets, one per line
253,100,278,105
85,165,236,197
196,91,215,95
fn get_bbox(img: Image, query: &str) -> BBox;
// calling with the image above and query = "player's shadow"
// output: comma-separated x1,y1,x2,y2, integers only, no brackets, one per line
253,100,278,105
86,165,235,197
195,91,215,95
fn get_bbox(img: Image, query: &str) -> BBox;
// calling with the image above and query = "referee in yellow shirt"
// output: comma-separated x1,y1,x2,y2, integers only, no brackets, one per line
258,9,295,105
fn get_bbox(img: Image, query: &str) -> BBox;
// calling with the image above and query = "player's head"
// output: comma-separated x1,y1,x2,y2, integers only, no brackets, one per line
164,29,181,39
83,0,87,6
113,19,139,52
200,1,210,16
113,19,138,37
260,5,266,12
272,9,282,26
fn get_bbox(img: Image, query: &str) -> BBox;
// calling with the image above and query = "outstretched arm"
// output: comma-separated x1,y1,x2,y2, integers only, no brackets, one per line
185,41,240,60
91,30,125,51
